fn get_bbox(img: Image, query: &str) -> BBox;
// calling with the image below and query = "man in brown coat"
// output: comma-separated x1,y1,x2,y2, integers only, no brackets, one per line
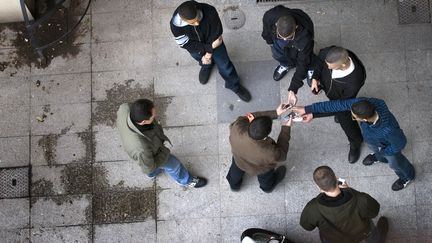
227,104,292,193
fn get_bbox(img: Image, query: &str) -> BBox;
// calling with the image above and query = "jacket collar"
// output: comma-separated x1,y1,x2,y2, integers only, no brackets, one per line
172,10,203,27
127,114,150,138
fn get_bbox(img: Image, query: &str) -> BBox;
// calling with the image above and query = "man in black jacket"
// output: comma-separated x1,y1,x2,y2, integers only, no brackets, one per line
300,166,388,243
261,5,314,106
170,1,251,102
304,46,366,163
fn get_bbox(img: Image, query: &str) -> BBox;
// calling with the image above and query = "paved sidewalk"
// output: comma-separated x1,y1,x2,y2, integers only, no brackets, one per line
0,0,431,242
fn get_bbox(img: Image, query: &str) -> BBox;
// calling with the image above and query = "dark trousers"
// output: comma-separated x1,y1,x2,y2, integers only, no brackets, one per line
271,45,296,68
226,157,276,191
190,43,240,92
314,111,363,147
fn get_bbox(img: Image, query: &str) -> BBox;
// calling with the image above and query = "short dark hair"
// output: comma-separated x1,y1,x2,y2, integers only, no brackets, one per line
325,46,349,64
276,15,296,37
178,1,197,20
352,100,376,119
130,99,154,123
248,116,273,140
313,166,337,192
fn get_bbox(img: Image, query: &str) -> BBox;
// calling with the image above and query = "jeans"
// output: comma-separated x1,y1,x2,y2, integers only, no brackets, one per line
321,222,385,243
147,154,191,185
367,144,415,182
271,44,296,68
190,43,240,91
226,157,276,191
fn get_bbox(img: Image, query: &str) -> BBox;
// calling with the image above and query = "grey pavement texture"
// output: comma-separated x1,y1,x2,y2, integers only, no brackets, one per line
0,0,432,242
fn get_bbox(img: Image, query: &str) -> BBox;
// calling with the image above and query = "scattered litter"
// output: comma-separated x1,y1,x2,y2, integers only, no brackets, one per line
36,80,41,87
290,166,296,171
36,114,47,122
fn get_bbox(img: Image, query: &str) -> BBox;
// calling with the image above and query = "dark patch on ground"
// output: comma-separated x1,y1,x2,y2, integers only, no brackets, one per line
93,80,154,127
76,131,94,164
0,0,88,71
37,134,59,166
31,178,55,196
93,190,156,224
31,193,75,206
61,163,92,194
154,96,173,126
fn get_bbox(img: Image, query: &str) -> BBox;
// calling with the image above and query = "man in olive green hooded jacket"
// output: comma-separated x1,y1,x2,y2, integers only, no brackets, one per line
117,99,207,188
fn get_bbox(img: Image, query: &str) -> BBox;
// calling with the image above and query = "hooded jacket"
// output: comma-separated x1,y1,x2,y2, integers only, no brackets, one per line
170,1,222,55
262,5,314,93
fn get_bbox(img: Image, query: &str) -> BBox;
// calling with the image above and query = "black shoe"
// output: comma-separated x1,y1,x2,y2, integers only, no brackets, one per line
362,154,379,166
273,65,289,81
188,176,207,188
199,66,212,84
262,166,286,193
334,116,340,123
228,178,242,192
234,85,251,102
376,216,389,243
348,144,361,164
391,178,412,191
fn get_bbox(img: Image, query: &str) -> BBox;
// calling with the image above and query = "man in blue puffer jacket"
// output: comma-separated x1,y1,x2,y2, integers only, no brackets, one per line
293,97,415,191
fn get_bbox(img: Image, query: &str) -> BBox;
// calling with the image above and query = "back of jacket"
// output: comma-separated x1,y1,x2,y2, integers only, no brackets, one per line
117,103,171,174
300,188,380,243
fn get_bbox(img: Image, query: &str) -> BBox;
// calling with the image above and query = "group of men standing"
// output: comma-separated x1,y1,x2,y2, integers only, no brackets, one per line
116,1,416,243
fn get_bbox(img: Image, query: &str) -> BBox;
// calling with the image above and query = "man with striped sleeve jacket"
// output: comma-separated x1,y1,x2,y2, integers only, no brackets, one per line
170,1,251,102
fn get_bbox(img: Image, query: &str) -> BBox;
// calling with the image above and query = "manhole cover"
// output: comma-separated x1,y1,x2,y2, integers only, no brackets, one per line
398,0,431,24
0,167,29,199
223,6,246,30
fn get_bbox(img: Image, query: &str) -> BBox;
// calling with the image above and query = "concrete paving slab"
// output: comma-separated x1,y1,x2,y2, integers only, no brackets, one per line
30,103,91,136
31,132,91,166
413,140,432,173
0,105,29,137
92,40,152,72
91,0,152,14
0,198,29,229
181,125,218,156
93,161,154,191
31,194,91,227
357,51,407,83
92,10,152,43
92,70,153,102
157,218,220,243
341,24,406,54
218,123,231,155
154,95,217,127
0,229,30,242
158,187,220,220
285,180,320,214
154,65,217,98
349,175,416,207
30,73,91,106
0,49,31,78
0,76,29,106
0,136,29,167
152,8,175,39
157,155,220,189
417,204,432,237
414,172,432,206
31,44,91,75
221,214,286,243
378,205,418,239
313,25,341,53
405,25,432,51
223,31,273,63
340,0,398,25
152,37,197,68
94,221,156,243
221,183,285,217
71,15,91,45
410,111,432,143
406,49,432,82
160,126,183,155
216,60,280,123
407,81,432,109
286,212,320,243
31,225,91,243
94,130,129,162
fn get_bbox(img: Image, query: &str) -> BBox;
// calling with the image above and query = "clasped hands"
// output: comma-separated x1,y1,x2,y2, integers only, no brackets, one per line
201,36,223,65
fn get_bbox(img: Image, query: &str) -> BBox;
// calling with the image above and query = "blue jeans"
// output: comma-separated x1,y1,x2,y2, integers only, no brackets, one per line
271,44,296,68
190,43,240,91
147,154,191,185
368,144,415,182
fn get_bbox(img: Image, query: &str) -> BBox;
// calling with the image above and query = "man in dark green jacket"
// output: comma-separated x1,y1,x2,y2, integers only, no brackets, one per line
117,99,207,188
300,166,388,243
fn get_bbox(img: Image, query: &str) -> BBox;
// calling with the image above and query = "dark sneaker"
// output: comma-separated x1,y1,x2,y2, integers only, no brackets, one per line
234,85,251,102
376,216,389,243
188,176,207,188
362,154,380,166
273,65,289,81
199,66,212,84
348,144,361,164
262,166,286,193
229,178,242,192
391,178,411,191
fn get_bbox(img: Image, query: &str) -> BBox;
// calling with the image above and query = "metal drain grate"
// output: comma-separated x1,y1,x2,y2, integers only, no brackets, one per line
398,0,431,24
0,167,29,199
223,6,246,30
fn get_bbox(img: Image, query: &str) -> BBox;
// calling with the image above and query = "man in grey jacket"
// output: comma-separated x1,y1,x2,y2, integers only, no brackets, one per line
117,99,207,188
